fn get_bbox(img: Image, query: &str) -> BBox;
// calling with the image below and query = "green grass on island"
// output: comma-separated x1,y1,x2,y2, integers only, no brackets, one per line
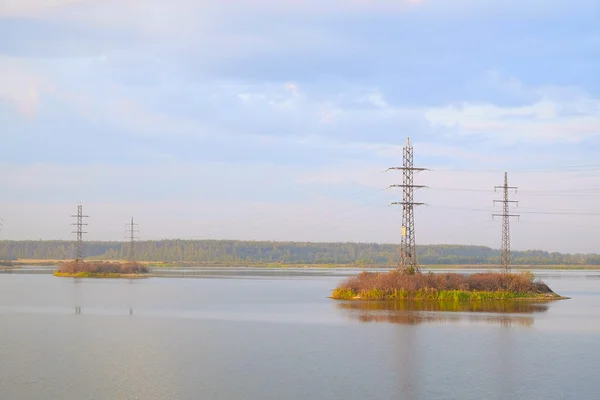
54,261,152,278
331,270,566,301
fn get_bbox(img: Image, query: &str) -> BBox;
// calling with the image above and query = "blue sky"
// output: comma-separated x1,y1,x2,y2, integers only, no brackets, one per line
1,0,599,253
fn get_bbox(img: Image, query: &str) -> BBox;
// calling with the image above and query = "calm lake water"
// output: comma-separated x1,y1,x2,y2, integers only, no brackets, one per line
1,268,599,400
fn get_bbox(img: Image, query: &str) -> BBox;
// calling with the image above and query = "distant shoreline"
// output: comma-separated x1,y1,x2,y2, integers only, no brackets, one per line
3,241,599,267
8,259,600,270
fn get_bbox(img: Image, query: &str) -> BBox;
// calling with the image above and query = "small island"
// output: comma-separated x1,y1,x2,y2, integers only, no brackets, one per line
331,270,566,301
54,261,152,278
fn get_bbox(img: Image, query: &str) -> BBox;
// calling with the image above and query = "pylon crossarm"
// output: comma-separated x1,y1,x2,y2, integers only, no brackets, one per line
387,167,429,172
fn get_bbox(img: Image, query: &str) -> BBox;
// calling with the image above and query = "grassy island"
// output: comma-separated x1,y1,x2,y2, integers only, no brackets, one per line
331,270,565,301
54,261,152,278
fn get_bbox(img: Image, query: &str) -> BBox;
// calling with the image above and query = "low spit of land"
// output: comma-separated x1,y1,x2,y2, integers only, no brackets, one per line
8,259,600,270
0,260,16,268
331,270,566,301
53,261,152,278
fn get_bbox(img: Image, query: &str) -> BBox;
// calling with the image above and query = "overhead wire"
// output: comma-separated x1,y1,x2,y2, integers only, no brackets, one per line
516,220,600,230
183,163,600,243
430,164,600,173
248,180,600,242
426,204,600,216
428,187,600,194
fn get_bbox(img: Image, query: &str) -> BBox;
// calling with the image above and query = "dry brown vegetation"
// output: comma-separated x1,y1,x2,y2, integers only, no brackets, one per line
339,271,551,294
331,270,559,300
58,261,150,275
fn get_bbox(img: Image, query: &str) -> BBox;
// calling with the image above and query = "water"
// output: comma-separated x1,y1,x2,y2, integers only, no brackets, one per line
1,268,599,400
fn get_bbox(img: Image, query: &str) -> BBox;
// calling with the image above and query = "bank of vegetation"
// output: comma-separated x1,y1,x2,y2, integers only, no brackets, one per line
54,261,151,278
1,240,600,266
331,271,564,301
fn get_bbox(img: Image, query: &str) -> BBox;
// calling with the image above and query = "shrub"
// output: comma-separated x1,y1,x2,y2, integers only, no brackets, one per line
332,270,555,300
331,288,355,300
57,261,150,275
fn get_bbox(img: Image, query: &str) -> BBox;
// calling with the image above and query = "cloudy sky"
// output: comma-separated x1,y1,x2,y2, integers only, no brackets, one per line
1,0,599,253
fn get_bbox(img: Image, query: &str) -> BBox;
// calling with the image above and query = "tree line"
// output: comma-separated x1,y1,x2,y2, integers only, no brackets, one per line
1,240,599,265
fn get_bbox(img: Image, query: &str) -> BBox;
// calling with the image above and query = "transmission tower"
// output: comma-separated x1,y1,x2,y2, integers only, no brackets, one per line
125,217,139,262
492,172,519,273
71,204,89,262
388,137,428,274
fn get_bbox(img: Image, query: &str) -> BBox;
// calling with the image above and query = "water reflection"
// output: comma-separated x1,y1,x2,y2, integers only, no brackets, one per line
72,306,134,316
338,300,550,327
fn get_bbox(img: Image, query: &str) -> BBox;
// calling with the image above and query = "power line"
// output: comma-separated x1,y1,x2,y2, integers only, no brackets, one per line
515,191,600,196
428,204,600,216
71,204,89,262
517,210,600,216
519,188,600,193
510,205,600,213
429,187,600,194
429,187,494,193
492,172,519,273
431,164,600,173
388,137,428,274
518,220,600,230
182,179,598,246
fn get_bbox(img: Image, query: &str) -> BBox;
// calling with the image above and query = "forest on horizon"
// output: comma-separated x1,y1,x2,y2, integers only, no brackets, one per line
1,239,599,265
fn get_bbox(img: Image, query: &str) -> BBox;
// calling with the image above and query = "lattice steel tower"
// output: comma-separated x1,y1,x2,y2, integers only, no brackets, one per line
492,172,519,273
388,137,428,274
125,217,139,262
71,204,89,262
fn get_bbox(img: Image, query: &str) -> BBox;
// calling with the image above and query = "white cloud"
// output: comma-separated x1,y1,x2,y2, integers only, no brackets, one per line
5,55,599,150
424,93,600,144
0,0,422,19
6,0,592,21
284,82,298,93
0,57,51,118
236,82,303,110
227,76,600,147
111,96,214,136
0,160,299,192
0,0,91,16
3,50,599,152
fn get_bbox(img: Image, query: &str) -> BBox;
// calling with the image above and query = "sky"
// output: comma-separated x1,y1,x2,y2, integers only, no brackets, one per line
1,0,599,253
